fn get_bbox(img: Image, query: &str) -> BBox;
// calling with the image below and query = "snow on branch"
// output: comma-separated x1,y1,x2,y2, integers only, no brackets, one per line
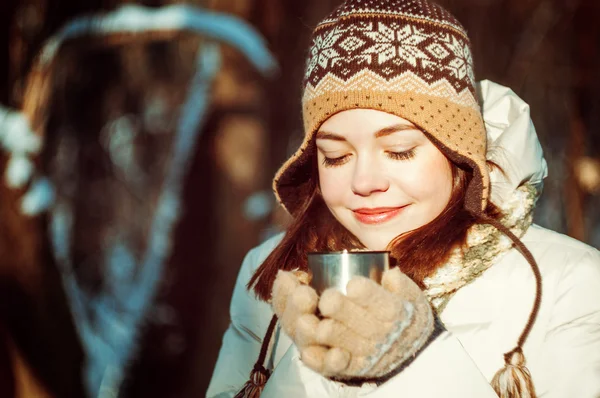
40,4,277,76
0,105,42,188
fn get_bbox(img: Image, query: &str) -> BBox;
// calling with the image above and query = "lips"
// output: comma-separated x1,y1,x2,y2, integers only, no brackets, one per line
352,206,407,225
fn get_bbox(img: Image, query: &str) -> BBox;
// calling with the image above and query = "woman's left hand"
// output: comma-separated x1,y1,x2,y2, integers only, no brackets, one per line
272,267,435,380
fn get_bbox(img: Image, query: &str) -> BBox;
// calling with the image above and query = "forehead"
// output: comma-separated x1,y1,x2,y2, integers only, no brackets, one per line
317,108,423,140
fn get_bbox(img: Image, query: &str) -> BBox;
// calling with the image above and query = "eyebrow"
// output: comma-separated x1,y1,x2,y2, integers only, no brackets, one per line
315,123,417,141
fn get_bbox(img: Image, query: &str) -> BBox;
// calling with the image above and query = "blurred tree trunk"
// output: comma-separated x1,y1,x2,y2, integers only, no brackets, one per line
0,323,15,398
571,0,600,245
565,106,586,240
0,0,92,397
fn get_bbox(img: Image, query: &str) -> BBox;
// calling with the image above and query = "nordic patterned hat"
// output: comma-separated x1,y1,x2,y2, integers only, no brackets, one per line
273,0,489,217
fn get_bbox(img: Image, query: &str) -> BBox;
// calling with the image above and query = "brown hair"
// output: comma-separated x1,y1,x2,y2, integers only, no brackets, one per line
248,157,501,301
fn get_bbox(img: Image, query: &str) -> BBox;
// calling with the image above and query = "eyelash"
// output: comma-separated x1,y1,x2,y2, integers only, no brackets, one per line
321,149,416,167
387,148,416,161
322,155,350,167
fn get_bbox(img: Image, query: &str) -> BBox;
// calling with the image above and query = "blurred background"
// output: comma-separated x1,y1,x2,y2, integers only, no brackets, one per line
0,0,598,397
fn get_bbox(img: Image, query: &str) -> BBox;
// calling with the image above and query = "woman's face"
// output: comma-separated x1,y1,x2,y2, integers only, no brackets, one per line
316,109,453,250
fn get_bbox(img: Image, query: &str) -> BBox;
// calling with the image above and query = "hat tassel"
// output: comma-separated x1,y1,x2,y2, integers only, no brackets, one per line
491,347,537,398
233,365,271,398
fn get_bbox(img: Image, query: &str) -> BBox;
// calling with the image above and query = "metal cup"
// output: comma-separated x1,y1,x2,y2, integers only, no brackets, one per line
307,250,390,295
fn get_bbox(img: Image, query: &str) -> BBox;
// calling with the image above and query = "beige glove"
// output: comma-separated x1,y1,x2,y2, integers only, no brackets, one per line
271,270,319,348
271,268,435,380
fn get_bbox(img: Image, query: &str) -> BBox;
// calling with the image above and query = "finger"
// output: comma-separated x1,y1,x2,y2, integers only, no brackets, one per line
382,267,422,300
315,319,376,356
295,314,319,349
323,347,350,376
271,270,300,318
301,345,328,373
290,285,319,314
319,289,389,340
346,276,405,322
340,354,373,378
292,270,312,285
281,284,319,339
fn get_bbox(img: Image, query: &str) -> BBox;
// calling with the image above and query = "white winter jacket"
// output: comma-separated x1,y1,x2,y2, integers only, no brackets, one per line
207,81,600,397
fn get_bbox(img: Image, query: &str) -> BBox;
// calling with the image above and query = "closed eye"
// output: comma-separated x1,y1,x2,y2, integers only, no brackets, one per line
387,148,415,161
322,154,351,167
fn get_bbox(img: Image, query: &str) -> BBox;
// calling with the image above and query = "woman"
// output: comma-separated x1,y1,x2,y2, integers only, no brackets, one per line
207,0,600,397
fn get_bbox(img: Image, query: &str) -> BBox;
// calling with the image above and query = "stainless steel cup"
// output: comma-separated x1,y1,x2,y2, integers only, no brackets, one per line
307,250,390,295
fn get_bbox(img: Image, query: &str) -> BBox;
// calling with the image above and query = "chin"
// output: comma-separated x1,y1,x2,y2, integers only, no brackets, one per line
359,236,394,251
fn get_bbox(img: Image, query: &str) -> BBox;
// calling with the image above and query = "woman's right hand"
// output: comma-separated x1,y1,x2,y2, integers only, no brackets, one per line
271,270,320,350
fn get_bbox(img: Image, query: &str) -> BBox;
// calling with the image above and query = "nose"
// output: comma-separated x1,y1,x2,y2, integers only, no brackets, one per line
351,157,390,196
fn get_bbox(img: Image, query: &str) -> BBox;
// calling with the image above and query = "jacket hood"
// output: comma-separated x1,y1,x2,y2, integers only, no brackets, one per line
478,80,548,208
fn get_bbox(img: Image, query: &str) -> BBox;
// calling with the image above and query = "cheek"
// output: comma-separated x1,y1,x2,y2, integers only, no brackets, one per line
399,150,453,202
318,165,348,206
429,155,453,196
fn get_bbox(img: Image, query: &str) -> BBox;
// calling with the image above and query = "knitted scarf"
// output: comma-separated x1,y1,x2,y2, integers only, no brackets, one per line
423,183,539,313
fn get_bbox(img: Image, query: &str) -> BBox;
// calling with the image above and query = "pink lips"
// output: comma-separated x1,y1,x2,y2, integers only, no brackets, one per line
352,206,406,225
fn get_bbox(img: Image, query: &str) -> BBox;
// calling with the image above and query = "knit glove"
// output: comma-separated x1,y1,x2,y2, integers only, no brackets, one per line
271,268,435,380
271,270,319,348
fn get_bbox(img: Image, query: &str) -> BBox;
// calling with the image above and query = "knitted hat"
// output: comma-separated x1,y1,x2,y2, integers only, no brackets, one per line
273,0,489,217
